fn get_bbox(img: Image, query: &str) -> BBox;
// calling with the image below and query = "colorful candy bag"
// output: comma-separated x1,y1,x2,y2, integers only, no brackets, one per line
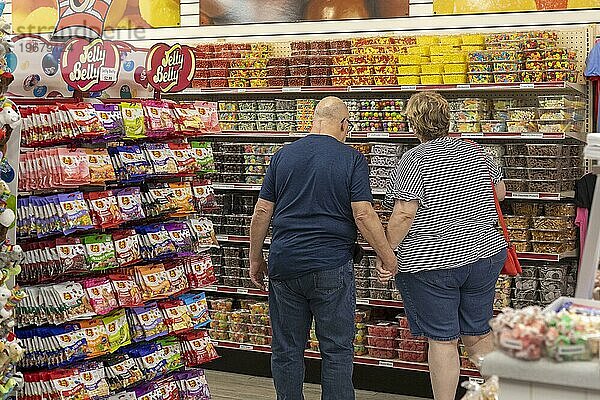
164,260,190,294
195,101,221,134
192,179,217,212
116,187,146,221
179,330,219,366
128,302,169,342
185,254,217,289
173,369,211,400
102,309,131,353
190,142,216,174
48,367,87,400
110,146,152,181
77,361,111,400
83,234,117,271
93,103,125,140
75,318,111,357
57,148,90,186
109,274,144,308
171,103,204,135
137,225,177,260
168,143,197,174
165,223,194,255
112,230,142,267
168,182,195,216
187,218,218,248
129,342,169,381
142,100,175,137
144,143,178,175
56,237,88,274
63,103,107,139
82,277,119,315
155,376,180,400
58,192,94,235
156,336,184,372
158,300,193,333
134,265,172,300
180,292,211,328
120,102,146,140
144,184,176,217
85,148,117,184
103,353,144,391
52,282,95,321
86,190,125,228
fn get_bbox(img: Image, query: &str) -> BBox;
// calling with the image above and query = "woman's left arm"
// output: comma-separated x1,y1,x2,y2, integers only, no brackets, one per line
387,199,419,249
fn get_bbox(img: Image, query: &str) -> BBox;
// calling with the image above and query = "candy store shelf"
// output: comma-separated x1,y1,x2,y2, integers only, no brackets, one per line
505,191,575,200
516,251,578,262
203,284,268,297
356,298,403,308
212,340,480,378
213,183,263,191
182,82,586,96
216,234,269,244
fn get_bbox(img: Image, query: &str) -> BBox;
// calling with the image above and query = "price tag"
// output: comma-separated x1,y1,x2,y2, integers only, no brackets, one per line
512,192,540,200
282,87,302,93
519,83,535,89
521,132,544,138
456,84,471,89
100,67,118,82
240,344,254,350
461,133,484,138
367,132,390,138
237,288,249,294
400,85,417,91
204,285,218,291
349,86,372,92
212,341,219,347
237,88,247,93
469,377,485,385
217,184,235,190
378,360,394,368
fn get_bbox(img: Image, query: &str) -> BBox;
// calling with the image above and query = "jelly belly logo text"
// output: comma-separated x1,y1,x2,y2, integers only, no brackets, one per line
61,38,121,92
146,43,196,93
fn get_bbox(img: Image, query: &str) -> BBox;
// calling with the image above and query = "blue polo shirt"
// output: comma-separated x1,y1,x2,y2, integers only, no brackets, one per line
259,134,373,280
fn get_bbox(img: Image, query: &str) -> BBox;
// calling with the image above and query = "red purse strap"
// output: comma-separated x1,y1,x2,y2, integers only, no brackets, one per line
465,140,511,246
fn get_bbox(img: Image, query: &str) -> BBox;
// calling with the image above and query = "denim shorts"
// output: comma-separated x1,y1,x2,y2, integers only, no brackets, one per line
395,248,507,341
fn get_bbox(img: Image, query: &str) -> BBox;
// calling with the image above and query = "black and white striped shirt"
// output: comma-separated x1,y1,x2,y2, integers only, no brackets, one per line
384,137,506,273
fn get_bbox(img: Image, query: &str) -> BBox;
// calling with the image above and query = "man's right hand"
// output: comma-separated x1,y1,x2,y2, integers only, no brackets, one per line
250,257,268,291
375,254,398,283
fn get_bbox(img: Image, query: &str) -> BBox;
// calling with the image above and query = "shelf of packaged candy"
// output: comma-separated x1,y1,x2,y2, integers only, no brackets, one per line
206,297,480,377
190,32,584,91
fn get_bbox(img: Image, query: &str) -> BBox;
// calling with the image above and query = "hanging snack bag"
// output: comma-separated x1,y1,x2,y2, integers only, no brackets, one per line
57,148,90,186
48,368,87,400
180,292,211,328
85,148,117,184
168,182,195,216
93,103,125,140
114,146,152,181
187,218,218,247
116,187,146,221
102,309,131,353
145,184,176,216
192,179,217,212
142,100,176,138
144,143,178,175
128,302,169,341
135,264,172,300
112,230,142,267
174,369,212,400
109,274,143,308
185,254,217,289
130,342,169,381
82,277,119,315
103,353,144,392
156,376,180,400
77,361,111,400
195,101,221,134
190,142,216,174
158,299,193,333
52,282,95,321
165,223,194,255
171,103,204,135
56,237,88,274
86,191,125,229
58,192,94,235
137,225,177,260
120,102,146,140
83,234,117,271
75,318,111,357
179,330,219,366
62,103,107,139
164,260,190,294
156,336,184,372
168,143,197,174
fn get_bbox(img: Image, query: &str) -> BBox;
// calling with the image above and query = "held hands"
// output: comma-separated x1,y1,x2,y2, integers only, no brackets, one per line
375,253,398,283
250,256,268,291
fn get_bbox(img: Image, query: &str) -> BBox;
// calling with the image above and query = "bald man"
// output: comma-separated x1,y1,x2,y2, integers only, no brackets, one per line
250,96,397,400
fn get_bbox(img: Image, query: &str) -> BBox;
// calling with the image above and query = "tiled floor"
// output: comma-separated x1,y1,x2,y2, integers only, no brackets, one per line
205,370,428,400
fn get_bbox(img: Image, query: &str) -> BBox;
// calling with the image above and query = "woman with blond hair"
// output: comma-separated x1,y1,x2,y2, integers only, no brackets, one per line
379,92,507,400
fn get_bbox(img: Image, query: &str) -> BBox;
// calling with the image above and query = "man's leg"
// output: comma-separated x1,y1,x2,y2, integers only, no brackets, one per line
309,261,355,400
461,333,494,367
428,339,460,400
269,278,313,400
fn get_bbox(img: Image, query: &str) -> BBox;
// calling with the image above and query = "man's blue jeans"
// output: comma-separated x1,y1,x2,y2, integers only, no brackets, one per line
269,259,356,400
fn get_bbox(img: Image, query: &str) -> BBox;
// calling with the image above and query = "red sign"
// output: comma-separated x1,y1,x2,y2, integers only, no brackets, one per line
146,43,196,93
61,38,121,93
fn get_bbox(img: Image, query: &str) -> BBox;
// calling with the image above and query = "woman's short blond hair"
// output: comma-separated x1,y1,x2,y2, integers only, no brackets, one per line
406,92,450,141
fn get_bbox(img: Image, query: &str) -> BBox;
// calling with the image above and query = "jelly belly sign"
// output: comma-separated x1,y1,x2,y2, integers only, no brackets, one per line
146,43,195,93
61,38,121,92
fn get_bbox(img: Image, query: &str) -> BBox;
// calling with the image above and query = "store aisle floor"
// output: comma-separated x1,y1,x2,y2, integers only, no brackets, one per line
205,370,429,400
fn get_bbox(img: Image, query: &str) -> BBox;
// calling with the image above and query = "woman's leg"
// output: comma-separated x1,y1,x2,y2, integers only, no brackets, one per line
428,339,460,400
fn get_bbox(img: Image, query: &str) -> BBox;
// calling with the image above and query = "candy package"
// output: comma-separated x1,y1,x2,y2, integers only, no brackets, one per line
158,299,193,333
142,100,175,137
52,282,95,321
77,361,111,400
85,148,117,184
180,292,211,328
169,143,198,174
156,336,184,372
490,307,546,361
109,274,144,308
128,342,169,381
144,143,178,175
48,367,87,400
75,318,111,357
57,148,90,186
103,353,144,391
195,101,221,134
110,146,151,181
192,180,218,212
188,218,218,248
112,230,142,267
63,103,107,139
56,237,88,274
174,369,211,400
128,302,169,342
185,254,217,289
137,225,177,260
83,234,117,271
102,309,131,353
165,223,194,256
168,182,195,216
121,102,146,140
116,187,146,221
86,190,125,228
134,265,172,300
164,260,190,294
171,103,205,135
58,192,94,235
190,142,216,174
179,330,219,366
82,277,119,315
142,184,177,217
93,103,125,140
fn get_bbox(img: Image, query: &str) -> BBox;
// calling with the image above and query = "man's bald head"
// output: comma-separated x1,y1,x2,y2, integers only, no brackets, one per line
311,96,350,142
